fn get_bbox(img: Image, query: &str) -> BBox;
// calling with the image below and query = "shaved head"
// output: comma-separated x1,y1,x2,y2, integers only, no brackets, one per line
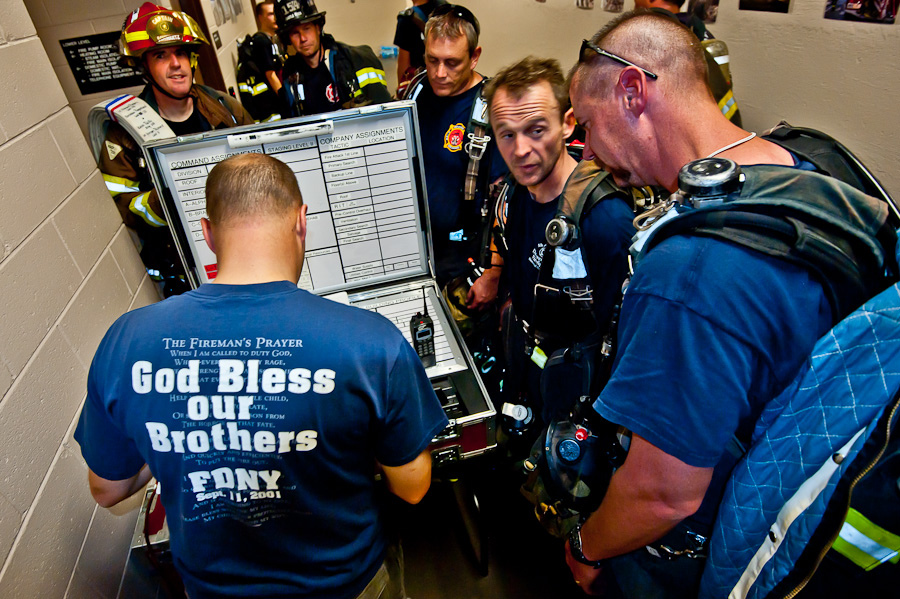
206,153,302,226
570,10,711,103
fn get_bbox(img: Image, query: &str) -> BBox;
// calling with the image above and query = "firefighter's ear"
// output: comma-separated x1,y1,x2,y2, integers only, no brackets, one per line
563,107,576,139
201,217,216,254
470,46,482,70
617,67,648,116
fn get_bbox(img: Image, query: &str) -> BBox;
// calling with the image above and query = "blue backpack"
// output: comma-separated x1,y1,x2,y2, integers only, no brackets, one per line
699,245,900,599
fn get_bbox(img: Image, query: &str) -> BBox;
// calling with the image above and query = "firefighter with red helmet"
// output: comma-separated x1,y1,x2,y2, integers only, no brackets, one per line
98,3,253,296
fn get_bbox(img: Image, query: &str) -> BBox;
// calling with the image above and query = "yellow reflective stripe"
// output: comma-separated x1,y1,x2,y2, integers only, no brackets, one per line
125,31,150,43
356,67,386,89
263,113,282,122
833,508,900,570
129,191,166,227
239,82,270,96
718,90,737,120
103,174,141,196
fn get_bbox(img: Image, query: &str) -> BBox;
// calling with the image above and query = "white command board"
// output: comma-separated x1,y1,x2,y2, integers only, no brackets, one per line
147,103,429,296
146,103,468,378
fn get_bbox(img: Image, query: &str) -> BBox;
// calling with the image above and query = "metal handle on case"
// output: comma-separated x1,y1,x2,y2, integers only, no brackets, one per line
226,121,334,148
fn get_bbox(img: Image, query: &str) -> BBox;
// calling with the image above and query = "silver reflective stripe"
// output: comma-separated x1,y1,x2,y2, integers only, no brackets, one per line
105,180,141,194
721,96,736,116
356,68,386,88
728,428,866,599
130,191,166,227
838,521,899,565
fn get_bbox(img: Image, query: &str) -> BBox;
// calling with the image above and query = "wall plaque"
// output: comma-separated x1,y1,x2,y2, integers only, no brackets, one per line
60,31,144,96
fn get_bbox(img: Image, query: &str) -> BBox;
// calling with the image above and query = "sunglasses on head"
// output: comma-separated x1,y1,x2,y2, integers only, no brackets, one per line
579,39,658,80
431,4,480,36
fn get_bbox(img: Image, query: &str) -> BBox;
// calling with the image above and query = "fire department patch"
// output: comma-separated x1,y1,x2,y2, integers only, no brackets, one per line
326,83,338,104
105,140,122,161
443,123,465,152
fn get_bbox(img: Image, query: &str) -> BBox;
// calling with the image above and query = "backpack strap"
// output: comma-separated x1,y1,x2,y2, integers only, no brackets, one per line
408,0,447,31
463,78,493,204
644,205,881,323
546,160,624,250
410,5,429,30
399,68,429,101
88,94,175,164
639,163,895,324
457,79,496,270
764,125,899,280
527,163,628,347
763,123,899,223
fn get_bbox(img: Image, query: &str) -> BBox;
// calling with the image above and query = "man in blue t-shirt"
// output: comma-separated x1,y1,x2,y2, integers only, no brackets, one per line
75,153,448,599
564,11,858,597
482,56,634,426
406,4,506,308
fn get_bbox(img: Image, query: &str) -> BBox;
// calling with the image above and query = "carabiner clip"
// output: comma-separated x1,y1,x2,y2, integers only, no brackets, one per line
633,196,677,231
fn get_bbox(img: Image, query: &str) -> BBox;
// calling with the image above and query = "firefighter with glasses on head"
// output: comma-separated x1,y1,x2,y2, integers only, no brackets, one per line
564,11,895,596
402,4,508,327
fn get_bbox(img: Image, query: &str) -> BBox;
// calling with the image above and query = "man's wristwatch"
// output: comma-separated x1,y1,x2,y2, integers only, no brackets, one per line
568,519,604,569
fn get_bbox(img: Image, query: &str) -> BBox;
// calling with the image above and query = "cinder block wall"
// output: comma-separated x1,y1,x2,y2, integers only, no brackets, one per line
0,1,161,598
24,0,160,146
30,0,257,143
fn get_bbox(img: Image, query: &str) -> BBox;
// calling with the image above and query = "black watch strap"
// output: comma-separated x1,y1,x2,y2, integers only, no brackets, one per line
568,520,604,568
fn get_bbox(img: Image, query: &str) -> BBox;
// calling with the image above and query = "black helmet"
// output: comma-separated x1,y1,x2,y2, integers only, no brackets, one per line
275,0,325,42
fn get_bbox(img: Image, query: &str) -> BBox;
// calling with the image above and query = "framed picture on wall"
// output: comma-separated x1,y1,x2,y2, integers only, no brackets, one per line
824,0,899,23
739,0,791,13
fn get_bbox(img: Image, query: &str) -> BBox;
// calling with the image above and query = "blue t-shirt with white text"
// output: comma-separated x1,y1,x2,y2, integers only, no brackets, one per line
75,281,447,599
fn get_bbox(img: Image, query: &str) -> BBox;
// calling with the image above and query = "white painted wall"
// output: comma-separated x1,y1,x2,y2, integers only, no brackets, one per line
321,0,900,196
194,0,258,96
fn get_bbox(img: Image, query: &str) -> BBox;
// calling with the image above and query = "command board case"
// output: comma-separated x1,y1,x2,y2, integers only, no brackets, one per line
143,101,496,465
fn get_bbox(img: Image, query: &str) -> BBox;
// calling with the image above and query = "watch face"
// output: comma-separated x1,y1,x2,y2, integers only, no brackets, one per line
569,524,585,554
570,523,603,568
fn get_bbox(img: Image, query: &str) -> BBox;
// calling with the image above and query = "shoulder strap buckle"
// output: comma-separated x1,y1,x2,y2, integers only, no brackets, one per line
465,130,492,160
563,284,593,305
